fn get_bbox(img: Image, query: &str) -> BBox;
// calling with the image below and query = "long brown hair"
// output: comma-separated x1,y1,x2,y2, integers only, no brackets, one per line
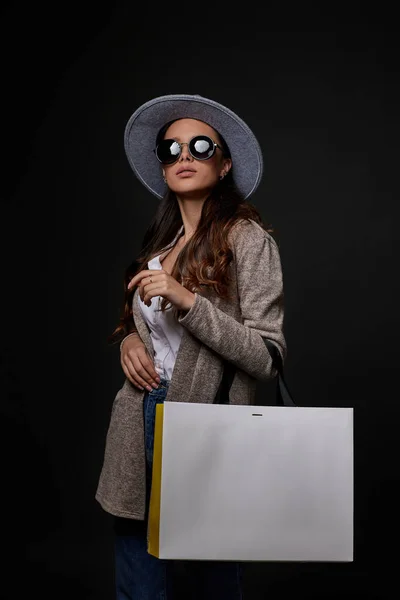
108,125,274,345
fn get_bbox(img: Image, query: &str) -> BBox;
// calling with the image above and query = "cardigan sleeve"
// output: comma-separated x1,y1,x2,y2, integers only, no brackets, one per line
177,220,286,381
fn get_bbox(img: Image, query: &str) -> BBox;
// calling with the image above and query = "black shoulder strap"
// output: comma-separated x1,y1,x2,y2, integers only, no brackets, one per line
263,340,296,407
215,338,296,407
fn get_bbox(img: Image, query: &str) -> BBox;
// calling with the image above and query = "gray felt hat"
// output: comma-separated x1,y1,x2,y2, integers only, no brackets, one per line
124,94,263,200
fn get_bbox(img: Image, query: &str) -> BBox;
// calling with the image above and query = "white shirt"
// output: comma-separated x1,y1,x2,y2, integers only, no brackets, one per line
138,225,185,381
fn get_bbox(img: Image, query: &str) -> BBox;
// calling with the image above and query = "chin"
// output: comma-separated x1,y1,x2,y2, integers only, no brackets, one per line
171,184,204,194
170,180,212,196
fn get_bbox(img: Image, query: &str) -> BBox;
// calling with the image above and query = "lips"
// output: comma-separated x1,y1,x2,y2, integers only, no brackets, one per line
176,167,196,175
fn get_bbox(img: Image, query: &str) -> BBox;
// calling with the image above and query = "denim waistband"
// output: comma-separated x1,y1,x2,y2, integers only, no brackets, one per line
144,377,170,404
157,376,170,386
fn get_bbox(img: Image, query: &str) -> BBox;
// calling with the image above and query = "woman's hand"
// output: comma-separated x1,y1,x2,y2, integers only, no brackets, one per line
121,333,161,391
128,269,195,312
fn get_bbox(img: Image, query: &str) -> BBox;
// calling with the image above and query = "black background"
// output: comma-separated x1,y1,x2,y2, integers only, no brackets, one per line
1,3,398,599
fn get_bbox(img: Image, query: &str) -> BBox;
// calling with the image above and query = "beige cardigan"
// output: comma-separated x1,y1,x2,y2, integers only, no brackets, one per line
95,218,287,520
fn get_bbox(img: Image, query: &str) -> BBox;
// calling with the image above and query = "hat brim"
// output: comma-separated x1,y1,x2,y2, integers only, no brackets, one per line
124,94,263,200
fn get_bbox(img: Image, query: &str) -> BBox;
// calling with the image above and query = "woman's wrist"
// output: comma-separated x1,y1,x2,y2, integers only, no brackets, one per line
120,331,140,352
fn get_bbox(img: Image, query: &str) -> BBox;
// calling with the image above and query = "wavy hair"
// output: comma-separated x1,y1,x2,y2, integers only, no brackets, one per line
108,124,274,345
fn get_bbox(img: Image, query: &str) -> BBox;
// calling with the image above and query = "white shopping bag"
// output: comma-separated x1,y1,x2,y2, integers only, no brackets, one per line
148,400,353,562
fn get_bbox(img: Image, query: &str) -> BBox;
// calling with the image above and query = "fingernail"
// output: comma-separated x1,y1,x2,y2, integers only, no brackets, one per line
152,383,159,389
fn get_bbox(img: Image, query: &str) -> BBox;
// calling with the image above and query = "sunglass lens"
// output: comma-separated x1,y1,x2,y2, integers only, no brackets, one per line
189,136,214,160
156,139,181,164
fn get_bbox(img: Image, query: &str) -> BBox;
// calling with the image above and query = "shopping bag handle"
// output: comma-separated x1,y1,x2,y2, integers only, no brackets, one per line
216,339,296,407
263,340,296,407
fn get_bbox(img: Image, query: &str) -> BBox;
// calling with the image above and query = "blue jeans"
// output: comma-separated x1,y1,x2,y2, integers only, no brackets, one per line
114,377,243,600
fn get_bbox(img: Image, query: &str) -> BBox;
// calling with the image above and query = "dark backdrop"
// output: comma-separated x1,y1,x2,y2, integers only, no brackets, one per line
2,3,398,599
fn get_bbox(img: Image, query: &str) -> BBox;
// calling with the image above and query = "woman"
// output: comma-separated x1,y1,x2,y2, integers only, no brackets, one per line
95,94,287,599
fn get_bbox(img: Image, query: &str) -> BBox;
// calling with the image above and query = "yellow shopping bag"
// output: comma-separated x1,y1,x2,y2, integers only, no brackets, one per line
147,403,164,557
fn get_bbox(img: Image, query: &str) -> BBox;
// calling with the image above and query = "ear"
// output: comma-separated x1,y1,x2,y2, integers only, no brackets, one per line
219,158,232,178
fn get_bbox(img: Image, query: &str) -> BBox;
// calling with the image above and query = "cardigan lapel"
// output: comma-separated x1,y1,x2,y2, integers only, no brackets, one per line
132,287,154,358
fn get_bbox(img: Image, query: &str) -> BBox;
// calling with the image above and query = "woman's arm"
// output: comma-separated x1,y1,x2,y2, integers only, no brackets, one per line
177,221,286,381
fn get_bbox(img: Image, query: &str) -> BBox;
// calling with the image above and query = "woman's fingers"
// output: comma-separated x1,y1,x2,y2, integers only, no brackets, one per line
121,355,147,390
120,334,161,390
122,349,161,391
132,347,161,384
121,359,137,387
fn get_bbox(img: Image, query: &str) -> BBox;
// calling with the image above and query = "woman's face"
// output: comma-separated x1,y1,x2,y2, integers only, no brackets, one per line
161,118,232,197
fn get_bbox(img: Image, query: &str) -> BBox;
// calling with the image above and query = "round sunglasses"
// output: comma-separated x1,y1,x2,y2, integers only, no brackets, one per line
154,135,223,165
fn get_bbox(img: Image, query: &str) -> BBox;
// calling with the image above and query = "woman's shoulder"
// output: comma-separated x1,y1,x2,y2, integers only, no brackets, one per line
228,218,278,250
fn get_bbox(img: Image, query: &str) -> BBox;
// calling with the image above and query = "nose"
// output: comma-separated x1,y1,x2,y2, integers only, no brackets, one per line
179,142,194,162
